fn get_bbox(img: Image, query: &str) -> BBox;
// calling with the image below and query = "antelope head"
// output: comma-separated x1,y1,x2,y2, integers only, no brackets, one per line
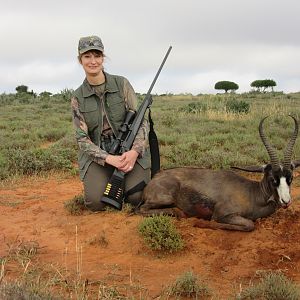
259,115,299,208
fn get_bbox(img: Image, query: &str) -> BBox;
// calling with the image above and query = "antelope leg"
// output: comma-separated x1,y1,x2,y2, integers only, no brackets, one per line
137,205,186,218
194,215,255,232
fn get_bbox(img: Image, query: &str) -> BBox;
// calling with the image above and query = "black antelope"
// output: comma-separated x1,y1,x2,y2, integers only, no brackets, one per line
137,116,300,231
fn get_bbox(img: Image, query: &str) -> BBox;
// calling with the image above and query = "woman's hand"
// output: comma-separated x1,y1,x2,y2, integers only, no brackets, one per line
105,150,139,173
119,150,139,172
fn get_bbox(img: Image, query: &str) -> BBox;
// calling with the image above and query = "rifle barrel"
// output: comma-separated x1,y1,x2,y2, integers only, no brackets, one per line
146,46,172,95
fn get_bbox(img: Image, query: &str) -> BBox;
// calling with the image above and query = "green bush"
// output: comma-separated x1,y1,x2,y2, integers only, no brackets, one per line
237,272,300,300
180,102,208,113
59,88,74,102
160,114,177,127
138,215,184,252
37,128,67,142
226,99,250,114
5,148,74,176
167,270,211,298
0,93,16,105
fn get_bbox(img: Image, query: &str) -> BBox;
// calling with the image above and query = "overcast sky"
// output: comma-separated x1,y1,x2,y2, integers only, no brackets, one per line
1,0,299,95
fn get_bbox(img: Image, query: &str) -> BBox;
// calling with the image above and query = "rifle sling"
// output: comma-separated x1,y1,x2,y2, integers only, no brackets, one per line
124,180,146,199
148,109,160,178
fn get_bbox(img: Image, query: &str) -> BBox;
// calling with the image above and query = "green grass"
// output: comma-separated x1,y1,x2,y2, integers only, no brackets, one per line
1,91,300,179
151,92,300,169
0,91,77,179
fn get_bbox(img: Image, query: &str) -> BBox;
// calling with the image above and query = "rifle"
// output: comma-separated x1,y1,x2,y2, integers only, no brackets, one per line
101,46,172,210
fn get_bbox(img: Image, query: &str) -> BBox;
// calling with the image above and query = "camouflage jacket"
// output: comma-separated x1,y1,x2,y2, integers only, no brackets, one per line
71,72,150,180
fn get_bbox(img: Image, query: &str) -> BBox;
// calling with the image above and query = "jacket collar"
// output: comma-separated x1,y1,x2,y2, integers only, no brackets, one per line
82,72,119,97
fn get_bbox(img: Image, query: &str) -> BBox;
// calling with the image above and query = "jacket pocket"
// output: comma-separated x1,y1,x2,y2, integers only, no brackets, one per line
106,95,126,124
80,98,99,130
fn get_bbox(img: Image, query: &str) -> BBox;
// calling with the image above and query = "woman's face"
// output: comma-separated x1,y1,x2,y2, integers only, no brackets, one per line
80,51,104,76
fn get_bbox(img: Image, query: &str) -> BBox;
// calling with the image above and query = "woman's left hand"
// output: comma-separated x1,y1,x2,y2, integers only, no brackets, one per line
119,150,139,173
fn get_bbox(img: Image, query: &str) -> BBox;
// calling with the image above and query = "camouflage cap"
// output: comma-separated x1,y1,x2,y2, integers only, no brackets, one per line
78,35,104,55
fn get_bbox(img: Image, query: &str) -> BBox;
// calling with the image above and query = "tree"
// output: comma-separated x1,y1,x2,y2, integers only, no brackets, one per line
250,79,277,92
214,81,239,93
15,85,29,93
39,91,52,98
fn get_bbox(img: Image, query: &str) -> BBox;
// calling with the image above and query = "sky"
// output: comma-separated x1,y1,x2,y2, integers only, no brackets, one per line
1,0,299,95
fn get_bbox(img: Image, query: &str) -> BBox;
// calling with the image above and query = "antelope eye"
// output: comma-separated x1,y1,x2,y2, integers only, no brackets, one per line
286,175,293,185
270,177,278,186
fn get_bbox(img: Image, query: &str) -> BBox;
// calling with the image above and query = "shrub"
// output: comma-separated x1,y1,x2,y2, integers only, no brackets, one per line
160,114,177,127
87,231,109,247
15,85,28,93
167,270,211,298
14,93,36,104
0,153,8,179
60,88,74,102
0,281,60,300
64,194,86,215
138,215,184,252
5,148,74,176
226,99,250,114
180,102,208,113
37,128,67,142
39,91,52,99
237,272,300,300
0,93,16,105
97,285,124,299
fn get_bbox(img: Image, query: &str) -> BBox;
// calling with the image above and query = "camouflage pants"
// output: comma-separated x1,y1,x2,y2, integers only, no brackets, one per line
83,162,151,211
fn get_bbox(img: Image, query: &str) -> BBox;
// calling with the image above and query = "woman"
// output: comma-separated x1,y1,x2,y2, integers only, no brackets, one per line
71,35,151,211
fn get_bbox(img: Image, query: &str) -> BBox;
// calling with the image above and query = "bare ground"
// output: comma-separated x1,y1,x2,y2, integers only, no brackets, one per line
1,173,300,299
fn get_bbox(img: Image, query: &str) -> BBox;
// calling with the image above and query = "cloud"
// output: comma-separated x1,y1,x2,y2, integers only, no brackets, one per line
0,60,80,93
1,0,300,94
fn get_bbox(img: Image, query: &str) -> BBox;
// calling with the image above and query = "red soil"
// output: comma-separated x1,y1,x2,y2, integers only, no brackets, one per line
1,174,300,299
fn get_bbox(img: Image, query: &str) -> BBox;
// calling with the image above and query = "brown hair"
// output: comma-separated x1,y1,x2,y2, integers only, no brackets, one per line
78,49,105,63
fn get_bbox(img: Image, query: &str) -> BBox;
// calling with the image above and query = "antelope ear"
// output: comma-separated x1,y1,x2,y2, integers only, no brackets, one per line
291,160,300,169
231,165,266,173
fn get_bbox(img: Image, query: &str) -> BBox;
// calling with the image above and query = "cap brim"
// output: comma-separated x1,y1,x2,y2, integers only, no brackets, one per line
79,46,104,54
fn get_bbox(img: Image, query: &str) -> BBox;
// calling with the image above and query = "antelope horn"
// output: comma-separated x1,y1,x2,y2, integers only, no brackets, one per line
283,115,299,169
259,116,280,167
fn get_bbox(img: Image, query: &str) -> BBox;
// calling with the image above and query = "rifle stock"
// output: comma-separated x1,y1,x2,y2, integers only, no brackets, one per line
101,46,172,209
101,169,125,210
